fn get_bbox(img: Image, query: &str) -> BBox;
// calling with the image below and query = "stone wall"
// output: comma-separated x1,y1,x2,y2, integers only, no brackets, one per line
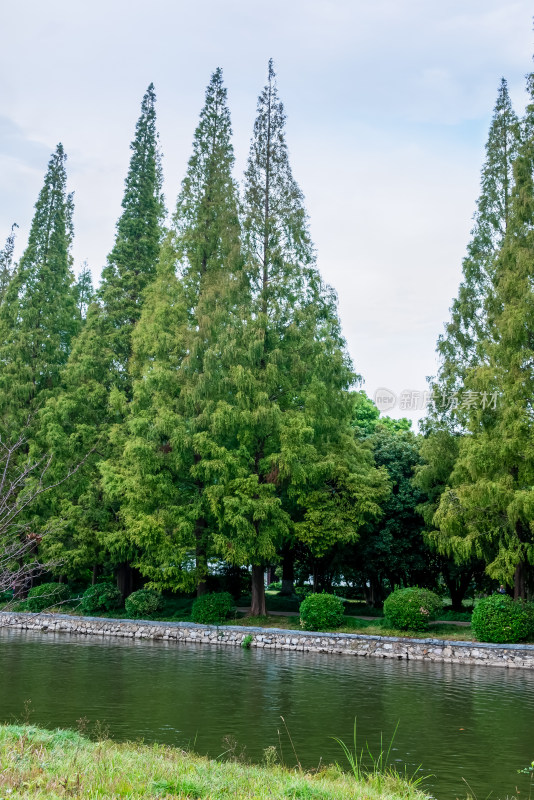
1,611,534,668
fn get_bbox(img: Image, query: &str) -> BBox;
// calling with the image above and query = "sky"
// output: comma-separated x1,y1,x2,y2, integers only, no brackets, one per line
1,0,533,426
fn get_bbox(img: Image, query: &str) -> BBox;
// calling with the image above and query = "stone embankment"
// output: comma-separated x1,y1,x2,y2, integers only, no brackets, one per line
1,611,534,668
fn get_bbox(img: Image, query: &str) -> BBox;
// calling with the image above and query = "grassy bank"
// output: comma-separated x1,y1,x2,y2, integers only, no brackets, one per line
0,725,430,800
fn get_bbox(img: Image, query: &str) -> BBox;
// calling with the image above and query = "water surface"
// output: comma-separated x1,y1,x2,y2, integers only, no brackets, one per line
0,629,532,798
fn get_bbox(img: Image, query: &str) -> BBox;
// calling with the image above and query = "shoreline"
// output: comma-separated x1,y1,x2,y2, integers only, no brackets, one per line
0,724,429,800
1,610,534,668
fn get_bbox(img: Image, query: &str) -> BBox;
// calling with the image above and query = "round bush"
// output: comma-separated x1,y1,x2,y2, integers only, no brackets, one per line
80,582,123,614
471,594,531,643
383,587,442,631
125,589,164,619
299,592,345,631
191,592,234,624
26,582,71,612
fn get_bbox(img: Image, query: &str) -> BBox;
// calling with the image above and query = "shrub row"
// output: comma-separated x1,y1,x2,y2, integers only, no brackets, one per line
9,582,534,644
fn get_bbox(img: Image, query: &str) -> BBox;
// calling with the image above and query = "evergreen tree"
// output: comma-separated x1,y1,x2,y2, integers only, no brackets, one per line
37,86,164,588
97,83,164,389
435,79,520,409
429,68,534,597
417,79,521,574
0,145,79,433
0,223,18,308
208,61,387,614
106,68,242,595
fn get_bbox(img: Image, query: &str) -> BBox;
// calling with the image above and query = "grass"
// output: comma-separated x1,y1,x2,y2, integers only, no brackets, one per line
0,724,431,800
230,612,475,640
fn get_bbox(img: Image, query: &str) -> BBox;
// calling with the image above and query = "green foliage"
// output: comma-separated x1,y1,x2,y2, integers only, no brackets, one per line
346,428,435,603
383,587,442,631
0,224,17,309
191,592,234,624
418,78,531,593
434,79,520,403
471,594,531,643
295,586,313,598
111,69,242,594
74,261,94,319
0,145,79,433
241,634,254,649
299,592,344,631
26,582,71,612
351,391,411,439
36,85,164,580
80,582,123,614
124,589,164,619
98,83,165,374
428,72,534,590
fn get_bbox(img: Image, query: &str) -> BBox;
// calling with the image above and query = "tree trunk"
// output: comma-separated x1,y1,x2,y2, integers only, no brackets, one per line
92,564,99,586
514,561,527,600
364,577,383,609
443,567,473,612
280,545,295,596
116,563,134,600
267,565,277,585
251,566,266,616
312,560,325,594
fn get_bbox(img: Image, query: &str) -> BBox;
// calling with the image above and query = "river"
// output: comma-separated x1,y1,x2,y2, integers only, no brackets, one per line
0,628,532,798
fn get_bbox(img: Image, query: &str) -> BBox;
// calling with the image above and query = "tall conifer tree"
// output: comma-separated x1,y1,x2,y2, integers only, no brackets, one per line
206,61,388,614
434,79,520,407
106,69,242,595
37,86,164,588
0,145,79,433
417,80,521,558
427,69,534,596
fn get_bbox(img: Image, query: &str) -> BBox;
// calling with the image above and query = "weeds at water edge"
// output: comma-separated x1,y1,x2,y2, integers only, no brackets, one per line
331,718,430,791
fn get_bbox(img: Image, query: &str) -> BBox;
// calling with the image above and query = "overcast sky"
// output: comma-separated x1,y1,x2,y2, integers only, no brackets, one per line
1,1,532,426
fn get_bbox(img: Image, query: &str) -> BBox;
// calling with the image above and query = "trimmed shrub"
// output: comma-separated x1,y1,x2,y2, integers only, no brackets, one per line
299,592,345,631
471,594,531,643
383,587,442,631
26,582,71,612
125,589,164,619
80,582,123,614
191,592,234,625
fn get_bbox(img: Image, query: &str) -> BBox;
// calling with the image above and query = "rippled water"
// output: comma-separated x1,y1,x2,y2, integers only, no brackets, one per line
0,629,533,798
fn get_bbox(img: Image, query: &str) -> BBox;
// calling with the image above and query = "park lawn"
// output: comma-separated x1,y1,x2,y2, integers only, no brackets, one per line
231,613,476,640
0,725,429,800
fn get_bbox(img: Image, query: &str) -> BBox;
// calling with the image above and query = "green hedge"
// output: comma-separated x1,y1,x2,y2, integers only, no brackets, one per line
80,583,123,614
383,587,442,631
26,582,71,612
299,592,344,631
471,594,532,643
125,589,164,619
191,592,234,625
